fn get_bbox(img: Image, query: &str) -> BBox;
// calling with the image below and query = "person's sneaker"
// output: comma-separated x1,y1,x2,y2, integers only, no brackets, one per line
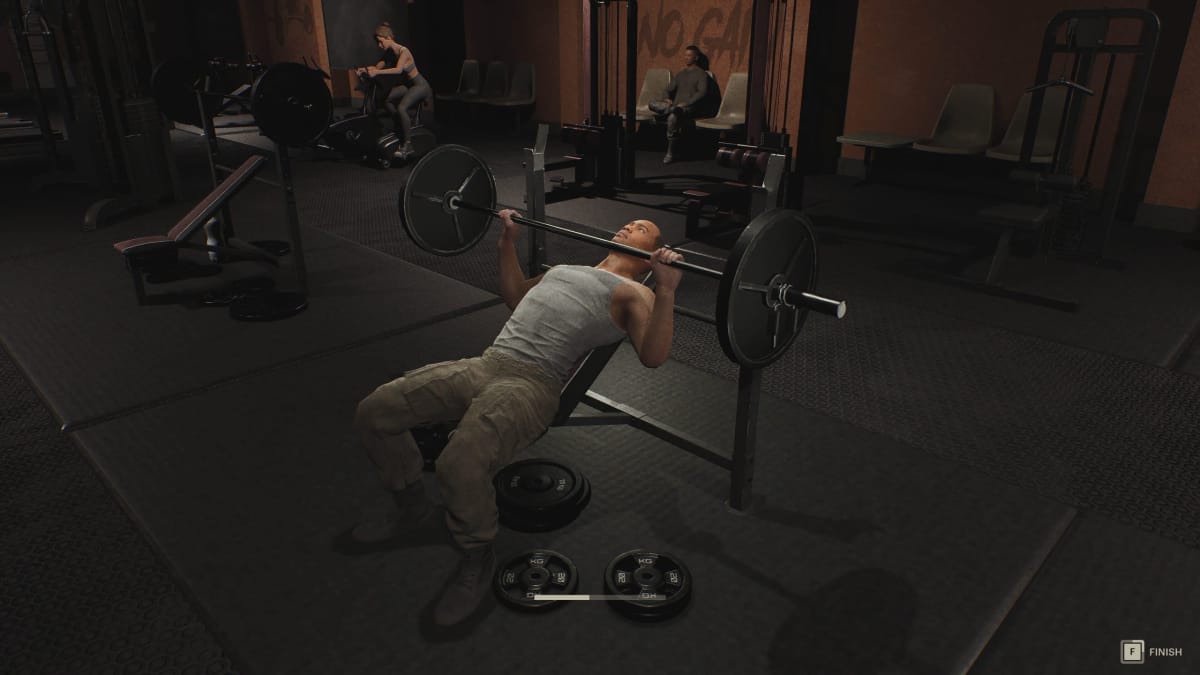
432,545,495,626
662,154,674,164
393,142,415,161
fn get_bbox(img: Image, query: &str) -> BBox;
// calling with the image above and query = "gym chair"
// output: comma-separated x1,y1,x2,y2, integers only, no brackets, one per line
694,72,748,138
911,83,996,155
624,68,673,123
484,62,536,135
985,88,1068,163
435,59,481,124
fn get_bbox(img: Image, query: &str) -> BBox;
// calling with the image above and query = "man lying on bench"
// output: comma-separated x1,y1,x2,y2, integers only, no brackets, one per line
351,209,683,627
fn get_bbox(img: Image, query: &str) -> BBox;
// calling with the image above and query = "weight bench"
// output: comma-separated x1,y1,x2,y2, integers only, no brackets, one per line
113,155,278,304
411,339,625,470
684,142,787,238
891,187,1077,312
409,330,763,513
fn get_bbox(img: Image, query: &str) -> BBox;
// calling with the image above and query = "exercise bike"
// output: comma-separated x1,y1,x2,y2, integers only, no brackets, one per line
318,78,436,169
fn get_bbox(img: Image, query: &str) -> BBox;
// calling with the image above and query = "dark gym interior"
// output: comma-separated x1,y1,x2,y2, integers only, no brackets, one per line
3,0,1200,673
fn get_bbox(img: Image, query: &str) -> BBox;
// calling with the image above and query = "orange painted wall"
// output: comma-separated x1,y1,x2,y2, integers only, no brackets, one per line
462,0,563,123
844,0,1149,191
620,0,755,115
1145,5,1200,212
238,0,339,96
558,1,586,124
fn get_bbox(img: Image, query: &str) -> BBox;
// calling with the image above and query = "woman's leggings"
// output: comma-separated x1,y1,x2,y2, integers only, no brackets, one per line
384,74,431,144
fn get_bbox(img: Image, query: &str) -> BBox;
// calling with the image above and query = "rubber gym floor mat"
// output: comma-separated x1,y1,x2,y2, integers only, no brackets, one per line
0,347,240,674
969,513,1200,675
0,232,500,429
653,292,1200,549
71,308,1072,675
802,183,1200,368
1178,346,1200,379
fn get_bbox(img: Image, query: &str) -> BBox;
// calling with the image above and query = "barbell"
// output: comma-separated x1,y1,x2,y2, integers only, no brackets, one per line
398,144,847,369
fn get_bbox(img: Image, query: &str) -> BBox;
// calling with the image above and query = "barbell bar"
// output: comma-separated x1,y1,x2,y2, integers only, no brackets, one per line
399,145,847,368
442,194,842,318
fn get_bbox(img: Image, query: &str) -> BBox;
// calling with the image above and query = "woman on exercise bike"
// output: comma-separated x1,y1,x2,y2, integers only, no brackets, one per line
356,22,430,161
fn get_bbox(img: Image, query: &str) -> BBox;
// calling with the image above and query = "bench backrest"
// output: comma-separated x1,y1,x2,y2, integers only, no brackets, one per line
166,155,267,242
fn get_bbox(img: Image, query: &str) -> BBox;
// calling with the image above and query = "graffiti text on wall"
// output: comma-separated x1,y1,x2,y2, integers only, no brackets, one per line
637,0,754,69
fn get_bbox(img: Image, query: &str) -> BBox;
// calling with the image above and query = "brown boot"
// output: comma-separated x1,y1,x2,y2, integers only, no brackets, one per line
340,480,444,552
432,544,495,626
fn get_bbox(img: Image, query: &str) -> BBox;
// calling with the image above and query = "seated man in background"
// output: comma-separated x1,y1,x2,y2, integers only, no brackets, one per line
351,209,683,627
650,45,721,163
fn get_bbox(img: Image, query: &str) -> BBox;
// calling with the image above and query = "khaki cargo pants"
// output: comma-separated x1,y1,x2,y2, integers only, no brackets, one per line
354,348,561,549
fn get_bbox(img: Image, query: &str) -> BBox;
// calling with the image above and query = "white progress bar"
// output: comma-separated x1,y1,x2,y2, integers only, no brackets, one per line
532,594,664,601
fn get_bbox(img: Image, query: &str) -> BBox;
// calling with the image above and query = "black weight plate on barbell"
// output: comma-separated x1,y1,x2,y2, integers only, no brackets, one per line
494,458,590,532
399,144,496,256
494,549,579,611
151,57,208,126
716,208,819,369
250,62,332,147
603,549,692,621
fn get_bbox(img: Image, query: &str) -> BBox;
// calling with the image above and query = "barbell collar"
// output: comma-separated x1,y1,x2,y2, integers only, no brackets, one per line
786,289,847,318
738,281,847,318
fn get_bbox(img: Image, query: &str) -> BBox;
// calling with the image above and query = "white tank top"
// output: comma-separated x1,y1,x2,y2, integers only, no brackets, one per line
490,265,633,384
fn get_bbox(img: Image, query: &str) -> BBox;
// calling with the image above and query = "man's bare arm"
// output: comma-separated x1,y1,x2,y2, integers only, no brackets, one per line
624,249,683,367
497,208,543,309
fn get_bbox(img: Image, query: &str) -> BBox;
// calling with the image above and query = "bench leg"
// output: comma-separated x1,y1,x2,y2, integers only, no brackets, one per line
985,228,1013,285
129,266,149,305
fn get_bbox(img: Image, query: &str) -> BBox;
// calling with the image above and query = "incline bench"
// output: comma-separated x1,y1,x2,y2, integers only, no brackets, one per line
113,155,276,304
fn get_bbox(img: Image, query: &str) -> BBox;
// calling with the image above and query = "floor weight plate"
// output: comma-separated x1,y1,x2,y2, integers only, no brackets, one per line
229,291,308,321
603,549,692,621
494,549,579,611
494,458,591,532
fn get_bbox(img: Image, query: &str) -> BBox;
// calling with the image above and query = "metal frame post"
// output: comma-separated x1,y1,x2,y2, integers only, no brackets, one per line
275,143,310,296
621,0,637,187
745,0,773,143
729,366,762,511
